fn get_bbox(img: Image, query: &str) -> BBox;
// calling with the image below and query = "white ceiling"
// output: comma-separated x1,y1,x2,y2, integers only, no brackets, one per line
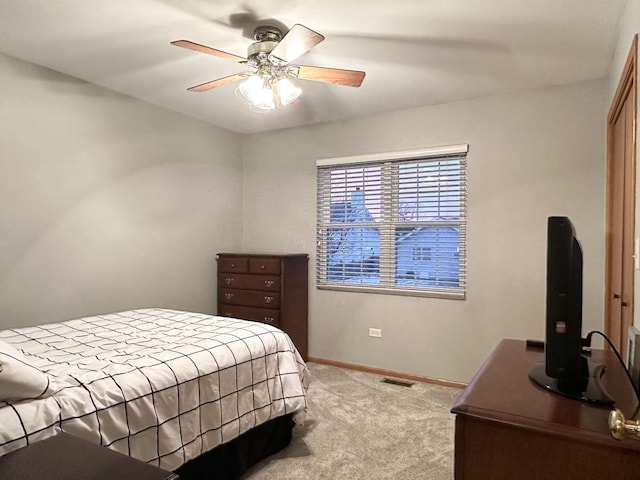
0,0,626,134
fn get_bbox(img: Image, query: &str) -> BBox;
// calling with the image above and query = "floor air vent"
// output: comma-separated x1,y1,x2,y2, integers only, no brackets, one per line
381,377,414,387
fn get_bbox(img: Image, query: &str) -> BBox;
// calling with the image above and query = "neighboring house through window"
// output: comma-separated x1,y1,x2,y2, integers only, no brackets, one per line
413,246,432,262
316,144,468,298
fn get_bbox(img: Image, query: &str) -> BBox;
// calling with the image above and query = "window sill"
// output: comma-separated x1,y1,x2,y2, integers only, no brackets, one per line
316,284,465,300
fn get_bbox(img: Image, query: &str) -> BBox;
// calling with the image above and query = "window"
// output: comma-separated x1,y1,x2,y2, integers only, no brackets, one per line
413,246,432,262
316,144,467,299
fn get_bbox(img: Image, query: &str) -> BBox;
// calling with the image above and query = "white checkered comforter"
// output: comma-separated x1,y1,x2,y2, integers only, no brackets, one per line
0,308,309,471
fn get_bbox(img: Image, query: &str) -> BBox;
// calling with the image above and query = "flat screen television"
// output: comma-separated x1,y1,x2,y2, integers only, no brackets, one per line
529,216,613,404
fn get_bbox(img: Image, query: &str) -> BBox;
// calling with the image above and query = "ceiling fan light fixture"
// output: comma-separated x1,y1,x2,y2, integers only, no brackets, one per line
252,93,276,111
173,23,364,112
237,71,301,111
237,75,276,111
275,76,302,105
237,75,266,103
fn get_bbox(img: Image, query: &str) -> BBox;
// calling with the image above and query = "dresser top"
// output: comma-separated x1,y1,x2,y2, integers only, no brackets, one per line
451,338,640,451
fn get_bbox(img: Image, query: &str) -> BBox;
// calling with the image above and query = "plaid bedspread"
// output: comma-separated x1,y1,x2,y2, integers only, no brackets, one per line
0,308,309,471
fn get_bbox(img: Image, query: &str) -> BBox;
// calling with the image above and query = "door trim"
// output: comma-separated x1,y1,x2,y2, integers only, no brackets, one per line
605,34,637,356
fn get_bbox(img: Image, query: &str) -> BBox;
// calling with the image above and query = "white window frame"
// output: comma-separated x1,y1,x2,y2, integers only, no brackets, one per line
316,144,468,299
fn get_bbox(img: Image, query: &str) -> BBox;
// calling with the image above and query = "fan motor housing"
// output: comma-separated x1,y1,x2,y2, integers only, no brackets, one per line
247,25,284,60
247,39,278,58
254,25,283,42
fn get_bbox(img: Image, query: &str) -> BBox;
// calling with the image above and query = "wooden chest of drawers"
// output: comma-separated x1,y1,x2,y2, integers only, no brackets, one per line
216,253,308,360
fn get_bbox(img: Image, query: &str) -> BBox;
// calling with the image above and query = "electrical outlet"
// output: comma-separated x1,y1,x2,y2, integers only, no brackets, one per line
369,328,382,338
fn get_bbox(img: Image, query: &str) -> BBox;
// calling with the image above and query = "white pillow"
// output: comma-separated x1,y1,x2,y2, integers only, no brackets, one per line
0,340,53,402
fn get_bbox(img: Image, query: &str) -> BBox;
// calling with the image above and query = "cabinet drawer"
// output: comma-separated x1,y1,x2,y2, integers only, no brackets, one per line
219,289,281,309
219,273,281,292
219,305,281,326
218,256,249,273
249,257,281,274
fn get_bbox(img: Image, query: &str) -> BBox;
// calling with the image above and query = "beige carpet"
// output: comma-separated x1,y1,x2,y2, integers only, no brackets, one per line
241,362,463,479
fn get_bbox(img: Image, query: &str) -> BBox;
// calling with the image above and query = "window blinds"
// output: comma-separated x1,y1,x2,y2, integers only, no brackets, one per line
316,144,468,299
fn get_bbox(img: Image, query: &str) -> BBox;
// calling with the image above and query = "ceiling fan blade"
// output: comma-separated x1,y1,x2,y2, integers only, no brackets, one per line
171,40,247,63
295,65,366,87
187,73,246,92
269,24,325,64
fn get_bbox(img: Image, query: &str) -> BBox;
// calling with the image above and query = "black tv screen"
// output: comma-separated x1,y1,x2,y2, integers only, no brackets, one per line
528,216,613,404
545,216,583,380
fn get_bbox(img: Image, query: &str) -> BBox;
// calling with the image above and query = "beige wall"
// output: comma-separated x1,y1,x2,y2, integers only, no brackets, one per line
242,80,607,382
0,52,244,328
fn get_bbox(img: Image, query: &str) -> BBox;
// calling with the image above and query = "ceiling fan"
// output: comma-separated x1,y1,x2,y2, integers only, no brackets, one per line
171,24,366,111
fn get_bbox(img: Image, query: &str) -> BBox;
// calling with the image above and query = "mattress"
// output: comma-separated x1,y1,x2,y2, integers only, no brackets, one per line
0,308,309,471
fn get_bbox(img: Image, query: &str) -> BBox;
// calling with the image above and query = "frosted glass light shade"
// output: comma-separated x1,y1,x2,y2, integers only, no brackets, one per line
276,77,302,105
238,75,275,111
252,90,276,110
238,75,265,103
237,73,301,111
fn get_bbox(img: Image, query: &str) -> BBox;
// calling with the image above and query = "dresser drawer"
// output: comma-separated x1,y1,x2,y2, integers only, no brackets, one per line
249,257,281,274
218,256,249,273
219,273,281,292
219,305,281,326
216,252,308,361
219,289,281,309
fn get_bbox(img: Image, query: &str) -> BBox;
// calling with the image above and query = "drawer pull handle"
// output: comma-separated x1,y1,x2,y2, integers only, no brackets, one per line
224,277,233,285
264,316,274,322
224,293,234,300
264,280,274,287
264,296,274,304
609,408,640,440
260,264,265,269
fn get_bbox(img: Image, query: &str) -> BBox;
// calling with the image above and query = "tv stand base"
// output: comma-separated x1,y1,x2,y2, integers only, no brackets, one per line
528,357,615,405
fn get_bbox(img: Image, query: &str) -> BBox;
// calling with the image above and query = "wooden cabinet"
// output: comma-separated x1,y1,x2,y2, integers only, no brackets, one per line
217,253,308,360
451,339,640,480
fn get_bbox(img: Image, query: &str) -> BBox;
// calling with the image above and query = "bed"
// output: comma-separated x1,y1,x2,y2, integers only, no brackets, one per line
0,308,309,478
